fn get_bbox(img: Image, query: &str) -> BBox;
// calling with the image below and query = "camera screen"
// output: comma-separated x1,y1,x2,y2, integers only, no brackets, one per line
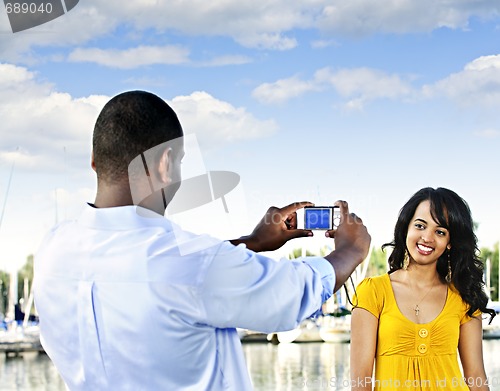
304,207,332,230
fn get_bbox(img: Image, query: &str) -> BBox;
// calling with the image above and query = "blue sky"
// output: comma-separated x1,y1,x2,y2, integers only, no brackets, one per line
1,1,500,271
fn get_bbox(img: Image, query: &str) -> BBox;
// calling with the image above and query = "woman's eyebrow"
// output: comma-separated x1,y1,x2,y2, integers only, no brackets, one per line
415,217,448,229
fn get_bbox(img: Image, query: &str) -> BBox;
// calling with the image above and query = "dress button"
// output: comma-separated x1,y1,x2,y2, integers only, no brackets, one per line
418,328,428,338
418,343,428,354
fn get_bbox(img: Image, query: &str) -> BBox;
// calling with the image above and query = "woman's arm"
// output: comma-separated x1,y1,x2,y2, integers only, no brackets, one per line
458,317,490,391
350,307,378,391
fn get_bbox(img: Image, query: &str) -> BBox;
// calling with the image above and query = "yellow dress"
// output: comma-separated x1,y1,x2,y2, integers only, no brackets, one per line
354,274,477,390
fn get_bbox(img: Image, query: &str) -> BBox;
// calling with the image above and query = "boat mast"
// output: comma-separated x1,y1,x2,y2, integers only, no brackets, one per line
0,149,17,319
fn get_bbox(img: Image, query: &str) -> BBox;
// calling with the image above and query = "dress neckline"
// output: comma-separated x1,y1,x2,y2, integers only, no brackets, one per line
384,273,449,325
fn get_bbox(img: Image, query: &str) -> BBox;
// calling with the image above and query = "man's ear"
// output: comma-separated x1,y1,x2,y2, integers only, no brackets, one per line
91,150,96,172
158,147,172,184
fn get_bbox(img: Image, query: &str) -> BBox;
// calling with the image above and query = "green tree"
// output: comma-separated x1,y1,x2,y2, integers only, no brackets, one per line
288,248,303,259
17,254,34,310
366,246,387,277
0,269,9,316
288,245,332,259
0,255,36,317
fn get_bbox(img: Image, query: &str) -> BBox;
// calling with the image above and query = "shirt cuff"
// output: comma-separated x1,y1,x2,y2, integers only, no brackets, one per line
303,256,335,307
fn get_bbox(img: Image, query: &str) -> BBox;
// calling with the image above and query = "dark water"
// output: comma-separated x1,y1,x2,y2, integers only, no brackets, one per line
1,340,500,390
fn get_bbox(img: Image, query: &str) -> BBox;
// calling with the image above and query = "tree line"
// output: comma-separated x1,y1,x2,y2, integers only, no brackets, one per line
288,242,500,302
1,243,499,316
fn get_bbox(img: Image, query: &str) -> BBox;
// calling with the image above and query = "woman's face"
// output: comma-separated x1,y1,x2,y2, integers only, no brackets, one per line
406,200,450,266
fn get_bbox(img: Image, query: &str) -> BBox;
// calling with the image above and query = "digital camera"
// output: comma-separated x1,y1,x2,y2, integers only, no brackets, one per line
303,206,340,230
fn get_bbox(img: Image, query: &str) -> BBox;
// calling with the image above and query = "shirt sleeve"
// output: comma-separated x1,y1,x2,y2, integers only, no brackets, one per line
198,241,335,333
352,277,382,319
460,308,482,325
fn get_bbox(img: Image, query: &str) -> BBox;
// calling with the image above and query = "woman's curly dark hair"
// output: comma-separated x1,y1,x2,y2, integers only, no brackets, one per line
382,187,496,322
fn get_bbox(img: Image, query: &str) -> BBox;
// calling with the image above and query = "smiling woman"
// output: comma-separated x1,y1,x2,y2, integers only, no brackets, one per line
405,200,451,271
350,187,497,391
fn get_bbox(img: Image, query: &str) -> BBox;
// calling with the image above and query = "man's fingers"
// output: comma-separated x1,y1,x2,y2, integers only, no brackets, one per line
279,201,314,220
333,200,349,224
285,211,298,229
286,229,313,240
325,201,364,238
350,213,363,223
325,201,349,236
326,212,364,231
325,229,335,238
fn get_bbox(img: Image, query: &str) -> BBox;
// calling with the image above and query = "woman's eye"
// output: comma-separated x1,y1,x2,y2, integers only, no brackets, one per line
415,223,425,229
436,230,447,236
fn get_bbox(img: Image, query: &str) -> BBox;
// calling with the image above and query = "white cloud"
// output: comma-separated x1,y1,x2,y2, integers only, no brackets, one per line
170,91,278,148
252,54,500,110
251,54,500,112
310,39,339,49
474,129,500,139
252,75,320,104
1,61,281,160
197,55,253,67
68,45,190,68
315,67,414,108
0,0,305,57
107,1,307,50
0,63,279,171
0,63,34,84
318,0,500,36
95,0,500,43
235,33,298,51
0,63,106,171
252,67,413,108
465,55,500,71
3,0,499,61
424,54,500,106
0,4,116,63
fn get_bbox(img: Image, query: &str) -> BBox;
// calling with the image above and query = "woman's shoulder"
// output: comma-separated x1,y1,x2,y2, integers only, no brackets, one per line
446,284,471,311
357,273,390,290
354,274,391,314
361,273,390,283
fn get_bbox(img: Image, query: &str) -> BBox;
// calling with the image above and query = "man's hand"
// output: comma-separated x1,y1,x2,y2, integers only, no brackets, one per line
324,200,371,292
230,202,313,252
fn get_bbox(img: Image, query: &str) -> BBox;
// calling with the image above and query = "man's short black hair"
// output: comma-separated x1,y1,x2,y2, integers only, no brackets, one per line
93,90,183,183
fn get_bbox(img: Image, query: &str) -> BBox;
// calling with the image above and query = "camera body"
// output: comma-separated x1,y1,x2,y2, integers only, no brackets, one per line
303,206,340,230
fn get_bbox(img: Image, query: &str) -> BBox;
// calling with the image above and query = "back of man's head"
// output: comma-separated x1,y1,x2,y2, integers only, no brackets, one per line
93,90,183,184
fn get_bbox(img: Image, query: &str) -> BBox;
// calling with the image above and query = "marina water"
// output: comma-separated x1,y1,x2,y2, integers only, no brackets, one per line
2,340,500,390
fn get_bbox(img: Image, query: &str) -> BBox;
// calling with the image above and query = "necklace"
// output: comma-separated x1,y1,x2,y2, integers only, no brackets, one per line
409,278,436,317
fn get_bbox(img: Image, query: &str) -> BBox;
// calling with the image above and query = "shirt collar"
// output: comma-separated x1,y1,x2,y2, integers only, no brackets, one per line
78,203,172,231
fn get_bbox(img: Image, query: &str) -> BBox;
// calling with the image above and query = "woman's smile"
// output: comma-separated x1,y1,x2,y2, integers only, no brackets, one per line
416,243,434,255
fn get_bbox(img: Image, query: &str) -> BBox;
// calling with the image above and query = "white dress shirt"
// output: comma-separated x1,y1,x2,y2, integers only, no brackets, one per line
34,204,335,390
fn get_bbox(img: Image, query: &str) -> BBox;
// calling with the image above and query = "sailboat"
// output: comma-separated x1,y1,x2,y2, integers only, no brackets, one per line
0,273,42,356
276,293,352,344
319,252,371,344
276,318,323,343
318,293,351,343
483,257,500,339
0,152,42,356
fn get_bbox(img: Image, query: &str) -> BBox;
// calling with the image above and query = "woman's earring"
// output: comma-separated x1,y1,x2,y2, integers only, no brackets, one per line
446,251,452,283
403,251,410,270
